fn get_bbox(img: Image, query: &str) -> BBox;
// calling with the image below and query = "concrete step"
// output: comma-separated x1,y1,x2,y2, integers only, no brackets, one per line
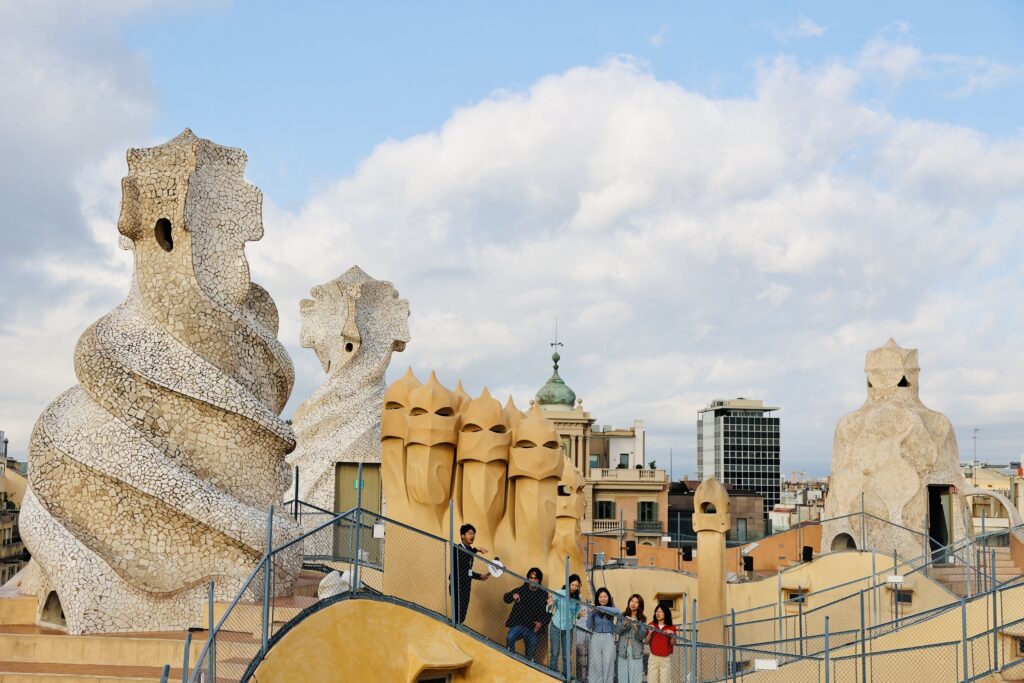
0,660,182,682
0,627,203,670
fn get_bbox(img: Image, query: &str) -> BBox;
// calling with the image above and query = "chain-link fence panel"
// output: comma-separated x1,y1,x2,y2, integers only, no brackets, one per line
185,559,267,683
862,640,962,683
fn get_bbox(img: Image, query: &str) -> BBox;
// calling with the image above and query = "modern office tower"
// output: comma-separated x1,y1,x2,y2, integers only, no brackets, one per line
697,398,781,522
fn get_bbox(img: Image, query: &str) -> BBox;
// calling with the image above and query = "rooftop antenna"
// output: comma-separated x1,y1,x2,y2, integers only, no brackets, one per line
973,428,982,482
550,315,564,351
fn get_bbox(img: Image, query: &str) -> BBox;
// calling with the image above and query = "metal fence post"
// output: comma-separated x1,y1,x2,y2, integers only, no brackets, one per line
776,572,782,648
824,616,831,683
961,597,969,682
449,500,456,626
860,492,866,549
680,597,688,682
871,547,878,628
160,664,170,683
967,536,973,598
691,598,698,683
859,590,867,683
798,585,804,656
353,462,363,595
730,608,737,683
924,513,930,564
181,631,192,683
208,580,216,683
261,505,273,655
797,506,802,558
992,548,999,670
891,548,898,630
293,465,300,521
773,602,778,657
564,555,571,682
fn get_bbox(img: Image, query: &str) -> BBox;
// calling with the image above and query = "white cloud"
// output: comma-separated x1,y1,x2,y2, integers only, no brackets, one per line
649,26,668,48
859,24,1023,97
0,2,184,458
3,16,1022,476
772,17,827,42
249,55,1023,473
757,283,794,307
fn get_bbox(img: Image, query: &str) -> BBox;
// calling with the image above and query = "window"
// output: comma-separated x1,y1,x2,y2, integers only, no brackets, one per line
785,588,808,606
589,455,599,471
895,589,913,605
638,501,658,522
619,453,630,468
737,518,748,543
595,501,616,519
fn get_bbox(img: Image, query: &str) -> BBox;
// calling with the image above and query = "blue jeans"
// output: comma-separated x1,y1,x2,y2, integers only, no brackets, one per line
507,624,540,659
549,626,571,670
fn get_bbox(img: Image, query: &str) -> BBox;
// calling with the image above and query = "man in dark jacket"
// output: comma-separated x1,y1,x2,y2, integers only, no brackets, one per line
504,567,549,660
451,523,490,625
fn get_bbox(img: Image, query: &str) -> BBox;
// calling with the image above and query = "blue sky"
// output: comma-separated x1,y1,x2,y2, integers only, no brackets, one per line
126,2,1024,207
2,2,1023,476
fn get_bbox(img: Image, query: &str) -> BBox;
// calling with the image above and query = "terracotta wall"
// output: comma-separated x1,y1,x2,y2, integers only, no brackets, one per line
586,523,823,575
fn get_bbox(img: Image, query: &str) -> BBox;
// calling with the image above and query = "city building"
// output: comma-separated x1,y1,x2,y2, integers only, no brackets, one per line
534,351,596,477
697,397,781,520
535,351,668,543
769,476,828,532
0,432,28,584
589,420,646,470
667,478,765,545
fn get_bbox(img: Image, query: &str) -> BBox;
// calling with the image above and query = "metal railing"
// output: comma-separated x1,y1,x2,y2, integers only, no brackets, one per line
169,491,1024,683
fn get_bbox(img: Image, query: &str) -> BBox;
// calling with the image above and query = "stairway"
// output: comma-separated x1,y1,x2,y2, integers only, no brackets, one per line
0,570,326,683
0,625,202,683
929,547,1021,596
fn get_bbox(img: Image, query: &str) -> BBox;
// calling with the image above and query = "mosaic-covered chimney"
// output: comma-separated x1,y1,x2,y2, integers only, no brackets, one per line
18,130,301,633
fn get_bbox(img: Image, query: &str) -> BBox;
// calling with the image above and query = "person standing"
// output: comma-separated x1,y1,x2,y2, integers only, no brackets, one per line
614,594,647,683
586,587,619,683
546,573,582,673
645,604,677,683
504,567,549,660
451,523,490,625
574,590,592,681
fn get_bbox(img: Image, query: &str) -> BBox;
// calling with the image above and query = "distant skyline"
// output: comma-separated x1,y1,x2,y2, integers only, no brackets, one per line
2,2,1023,476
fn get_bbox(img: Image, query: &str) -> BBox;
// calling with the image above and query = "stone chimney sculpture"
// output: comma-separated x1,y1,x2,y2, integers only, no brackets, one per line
17,130,301,633
693,477,730,641
821,338,969,560
380,373,586,638
288,267,410,511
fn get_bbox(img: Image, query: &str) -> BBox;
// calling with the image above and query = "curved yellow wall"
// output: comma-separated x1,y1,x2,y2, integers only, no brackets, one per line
254,598,554,682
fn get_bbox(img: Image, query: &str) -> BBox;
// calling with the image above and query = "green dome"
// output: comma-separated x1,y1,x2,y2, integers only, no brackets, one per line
535,351,577,407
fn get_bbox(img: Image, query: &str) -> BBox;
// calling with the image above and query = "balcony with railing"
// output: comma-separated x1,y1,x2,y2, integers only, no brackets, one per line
634,520,663,535
589,468,667,483
589,519,664,535
0,542,23,560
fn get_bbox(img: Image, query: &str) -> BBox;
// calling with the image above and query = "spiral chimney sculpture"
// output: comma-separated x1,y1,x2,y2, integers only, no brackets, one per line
19,130,301,633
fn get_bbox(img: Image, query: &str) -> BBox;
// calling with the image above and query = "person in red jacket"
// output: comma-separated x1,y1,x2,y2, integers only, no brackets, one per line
645,604,677,683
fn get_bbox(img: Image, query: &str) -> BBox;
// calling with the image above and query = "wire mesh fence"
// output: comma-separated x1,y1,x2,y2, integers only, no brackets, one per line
172,500,1024,683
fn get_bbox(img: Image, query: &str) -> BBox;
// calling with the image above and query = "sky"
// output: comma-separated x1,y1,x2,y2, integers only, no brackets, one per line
1,1,1023,477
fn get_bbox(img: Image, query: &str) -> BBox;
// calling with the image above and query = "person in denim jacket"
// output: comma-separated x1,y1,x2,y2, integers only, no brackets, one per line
614,594,647,683
586,587,619,683
545,573,582,673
